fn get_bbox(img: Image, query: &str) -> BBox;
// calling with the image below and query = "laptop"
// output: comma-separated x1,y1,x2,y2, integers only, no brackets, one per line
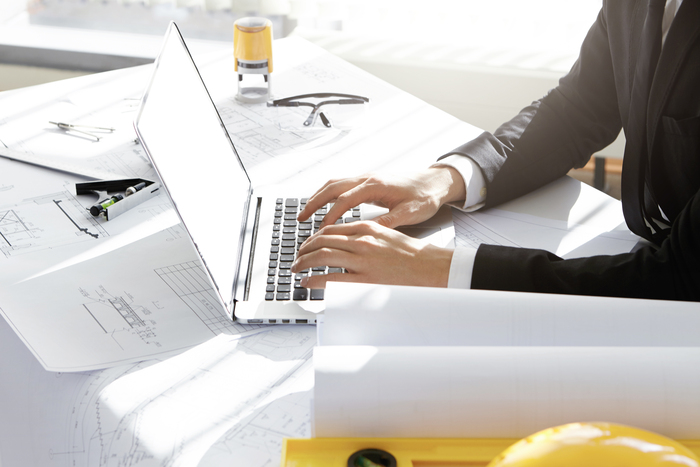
134,22,452,324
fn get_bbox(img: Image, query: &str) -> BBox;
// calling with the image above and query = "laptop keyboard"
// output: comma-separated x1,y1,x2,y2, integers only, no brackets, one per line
265,197,360,302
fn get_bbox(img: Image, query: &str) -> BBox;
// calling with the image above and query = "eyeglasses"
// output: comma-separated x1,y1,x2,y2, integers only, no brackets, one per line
267,93,370,129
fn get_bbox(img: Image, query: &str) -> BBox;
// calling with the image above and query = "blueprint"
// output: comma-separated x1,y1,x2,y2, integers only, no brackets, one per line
452,177,641,257
0,316,314,467
0,37,430,372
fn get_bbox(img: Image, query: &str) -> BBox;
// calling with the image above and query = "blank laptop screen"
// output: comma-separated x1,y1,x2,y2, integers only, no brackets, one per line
135,23,251,311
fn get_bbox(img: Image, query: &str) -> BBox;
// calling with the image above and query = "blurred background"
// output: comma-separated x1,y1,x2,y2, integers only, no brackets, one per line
0,0,621,196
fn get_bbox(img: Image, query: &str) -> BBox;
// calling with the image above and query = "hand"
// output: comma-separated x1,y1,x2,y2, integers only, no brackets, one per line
291,221,454,289
297,167,466,229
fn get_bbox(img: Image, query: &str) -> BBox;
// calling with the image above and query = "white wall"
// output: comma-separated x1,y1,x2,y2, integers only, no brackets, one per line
296,30,625,160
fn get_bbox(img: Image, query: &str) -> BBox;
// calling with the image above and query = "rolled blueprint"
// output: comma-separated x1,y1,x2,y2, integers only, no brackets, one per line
320,283,700,348
314,346,700,439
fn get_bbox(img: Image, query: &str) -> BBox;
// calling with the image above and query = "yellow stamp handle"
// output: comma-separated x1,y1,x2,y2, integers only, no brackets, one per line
233,17,273,72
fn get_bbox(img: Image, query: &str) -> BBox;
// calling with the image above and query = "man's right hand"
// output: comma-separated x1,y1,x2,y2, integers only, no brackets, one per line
297,166,467,229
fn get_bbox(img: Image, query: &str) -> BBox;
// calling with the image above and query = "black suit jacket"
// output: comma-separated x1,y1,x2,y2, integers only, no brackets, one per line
444,0,700,301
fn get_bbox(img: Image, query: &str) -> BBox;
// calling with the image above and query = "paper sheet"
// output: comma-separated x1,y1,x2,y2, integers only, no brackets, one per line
314,345,700,439
0,314,315,467
453,177,642,257
0,37,481,371
321,283,700,347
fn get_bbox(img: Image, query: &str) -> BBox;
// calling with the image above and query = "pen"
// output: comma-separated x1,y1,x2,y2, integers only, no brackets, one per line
125,182,146,196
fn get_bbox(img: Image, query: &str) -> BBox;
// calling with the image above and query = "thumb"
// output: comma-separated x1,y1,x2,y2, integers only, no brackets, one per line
373,206,411,229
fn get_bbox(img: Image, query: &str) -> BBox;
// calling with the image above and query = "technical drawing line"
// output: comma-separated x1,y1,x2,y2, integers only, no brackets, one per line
84,304,107,334
53,199,99,238
0,228,10,247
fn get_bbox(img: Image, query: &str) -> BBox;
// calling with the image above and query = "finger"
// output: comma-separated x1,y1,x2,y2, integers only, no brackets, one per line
301,271,359,289
296,231,355,258
320,183,383,227
292,245,357,274
298,177,364,221
298,222,380,256
371,202,423,229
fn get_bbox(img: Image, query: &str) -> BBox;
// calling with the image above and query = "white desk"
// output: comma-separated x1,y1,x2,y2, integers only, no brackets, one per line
0,37,640,467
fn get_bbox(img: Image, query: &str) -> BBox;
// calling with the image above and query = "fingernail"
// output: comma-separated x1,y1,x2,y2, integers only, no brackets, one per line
300,277,309,287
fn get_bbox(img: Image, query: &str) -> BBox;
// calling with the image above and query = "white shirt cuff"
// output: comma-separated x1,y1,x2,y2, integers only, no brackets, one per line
432,154,487,212
447,247,478,289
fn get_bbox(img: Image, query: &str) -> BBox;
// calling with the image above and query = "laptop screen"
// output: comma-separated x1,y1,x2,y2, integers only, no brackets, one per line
135,22,252,312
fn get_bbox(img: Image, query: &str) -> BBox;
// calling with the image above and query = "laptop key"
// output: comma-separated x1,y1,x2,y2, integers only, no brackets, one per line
277,284,292,293
265,292,275,301
268,269,277,276
266,285,275,292
276,292,291,301
278,277,292,285
328,267,343,274
285,198,299,207
310,289,324,300
293,289,309,301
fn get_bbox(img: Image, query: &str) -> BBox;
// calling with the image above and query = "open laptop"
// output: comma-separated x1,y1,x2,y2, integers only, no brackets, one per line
134,22,452,324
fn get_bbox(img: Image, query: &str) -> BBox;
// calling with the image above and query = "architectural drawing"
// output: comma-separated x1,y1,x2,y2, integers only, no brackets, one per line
41,326,316,467
0,189,108,259
155,260,263,336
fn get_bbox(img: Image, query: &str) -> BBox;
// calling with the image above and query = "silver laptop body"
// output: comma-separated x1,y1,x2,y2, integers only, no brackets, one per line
134,22,329,324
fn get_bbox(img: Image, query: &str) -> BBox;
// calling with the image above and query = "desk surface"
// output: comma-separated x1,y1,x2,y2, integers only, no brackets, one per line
0,36,638,467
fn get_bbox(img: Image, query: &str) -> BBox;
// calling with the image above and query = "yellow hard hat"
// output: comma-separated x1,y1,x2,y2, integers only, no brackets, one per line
487,422,699,467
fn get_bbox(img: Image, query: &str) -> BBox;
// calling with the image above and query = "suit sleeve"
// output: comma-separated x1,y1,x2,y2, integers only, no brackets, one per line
445,4,700,301
442,6,622,207
472,187,700,301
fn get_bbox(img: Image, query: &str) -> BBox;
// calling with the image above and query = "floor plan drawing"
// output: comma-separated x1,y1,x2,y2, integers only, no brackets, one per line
155,260,264,336
37,326,316,467
79,285,160,349
0,189,109,259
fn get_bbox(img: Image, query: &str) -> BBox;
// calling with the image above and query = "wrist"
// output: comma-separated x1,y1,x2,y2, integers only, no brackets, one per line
419,245,454,288
431,166,466,206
